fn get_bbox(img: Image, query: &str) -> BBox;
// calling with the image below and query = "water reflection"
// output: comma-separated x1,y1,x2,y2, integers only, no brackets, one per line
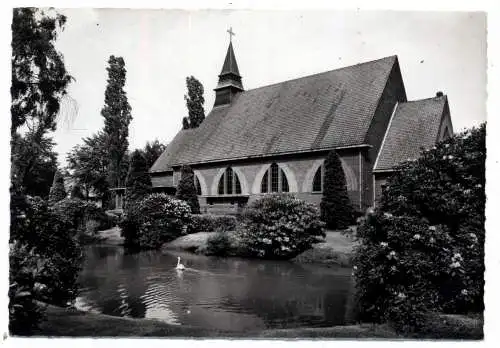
77,245,352,332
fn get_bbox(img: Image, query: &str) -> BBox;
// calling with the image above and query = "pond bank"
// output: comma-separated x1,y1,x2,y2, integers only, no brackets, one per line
163,230,356,267
32,304,398,338
31,305,482,339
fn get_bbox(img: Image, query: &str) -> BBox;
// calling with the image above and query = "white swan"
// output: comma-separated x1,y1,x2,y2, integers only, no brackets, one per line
176,256,185,270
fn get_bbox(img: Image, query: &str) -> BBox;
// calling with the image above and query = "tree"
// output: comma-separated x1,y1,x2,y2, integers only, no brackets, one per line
182,76,205,129
175,165,200,214
10,8,78,334
143,139,166,168
13,134,58,198
101,55,132,189
67,132,109,199
125,150,151,205
320,150,353,229
49,169,67,204
11,7,72,191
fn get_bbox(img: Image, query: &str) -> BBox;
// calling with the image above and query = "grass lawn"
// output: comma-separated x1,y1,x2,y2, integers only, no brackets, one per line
28,304,399,338
27,305,482,339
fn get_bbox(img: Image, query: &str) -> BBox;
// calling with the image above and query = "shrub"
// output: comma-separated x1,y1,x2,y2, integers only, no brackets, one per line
10,196,83,310
9,241,46,335
237,194,325,259
189,214,237,233
120,193,192,250
320,150,354,229
353,124,485,332
51,198,112,238
175,165,200,214
206,231,233,256
48,170,66,204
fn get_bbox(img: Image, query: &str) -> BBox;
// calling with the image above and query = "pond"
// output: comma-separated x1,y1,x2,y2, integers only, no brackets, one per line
76,245,355,332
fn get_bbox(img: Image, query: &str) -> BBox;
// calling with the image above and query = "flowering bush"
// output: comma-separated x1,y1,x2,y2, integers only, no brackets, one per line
189,214,238,233
353,124,485,332
120,193,192,250
237,194,325,259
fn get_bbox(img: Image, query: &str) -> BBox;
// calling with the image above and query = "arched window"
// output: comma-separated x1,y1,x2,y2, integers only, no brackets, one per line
312,165,323,192
261,163,289,193
217,167,242,195
194,175,202,195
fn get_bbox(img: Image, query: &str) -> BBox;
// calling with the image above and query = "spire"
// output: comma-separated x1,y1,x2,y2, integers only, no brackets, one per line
214,29,244,107
220,41,241,77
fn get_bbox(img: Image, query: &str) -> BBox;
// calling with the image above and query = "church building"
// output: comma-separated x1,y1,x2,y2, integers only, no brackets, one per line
150,37,453,215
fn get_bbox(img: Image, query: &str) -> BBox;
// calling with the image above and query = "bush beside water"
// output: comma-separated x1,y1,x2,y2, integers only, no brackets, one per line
353,124,485,334
190,214,237,233
238,193,325,259
120,193,192,250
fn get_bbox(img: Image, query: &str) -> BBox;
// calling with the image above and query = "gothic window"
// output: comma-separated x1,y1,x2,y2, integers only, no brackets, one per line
312,165,323,192
261,163,289,193
194,175,202,195
217,167,242,195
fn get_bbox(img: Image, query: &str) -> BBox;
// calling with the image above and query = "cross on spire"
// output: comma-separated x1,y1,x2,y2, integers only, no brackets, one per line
227,27,235,42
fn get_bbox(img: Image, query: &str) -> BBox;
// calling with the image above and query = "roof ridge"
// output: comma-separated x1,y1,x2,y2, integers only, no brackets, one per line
401,95,447,104
240,55,397,94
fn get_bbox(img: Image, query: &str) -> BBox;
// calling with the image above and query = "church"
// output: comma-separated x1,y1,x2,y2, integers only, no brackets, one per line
150,37,453,215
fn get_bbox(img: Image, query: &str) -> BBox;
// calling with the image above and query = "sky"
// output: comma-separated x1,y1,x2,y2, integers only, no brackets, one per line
47,9,486,164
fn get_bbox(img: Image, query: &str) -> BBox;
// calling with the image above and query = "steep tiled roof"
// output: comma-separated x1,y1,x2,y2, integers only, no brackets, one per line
374,96,448,171
151,56,398,173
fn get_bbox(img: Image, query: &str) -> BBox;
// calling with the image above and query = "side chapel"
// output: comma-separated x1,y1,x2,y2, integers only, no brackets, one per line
150,33,453,214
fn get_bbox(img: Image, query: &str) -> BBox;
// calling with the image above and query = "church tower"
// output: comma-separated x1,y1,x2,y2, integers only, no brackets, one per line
214,28,244,107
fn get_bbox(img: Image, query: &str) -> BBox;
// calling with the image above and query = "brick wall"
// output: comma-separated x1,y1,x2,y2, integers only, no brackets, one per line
152,150,363,212
363,57,408,209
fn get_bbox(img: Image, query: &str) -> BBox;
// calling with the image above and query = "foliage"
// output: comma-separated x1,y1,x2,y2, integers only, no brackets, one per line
11,196,83,309
12,133,58,198
66,131,110,199
11,8,72,192
175,165,200,214
48,170,67,204
125,150,151,206
320,150,354,229
238,194,325,259
51,198,112,238
9,241,46,335
182,76,205,129
353,124,485,332
102,55,132,189
10,8,78,335
206,231,233,256
142,139,166,168
189,214,237,233
11,8,72,135
70,183,85,199
120,193,192,250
